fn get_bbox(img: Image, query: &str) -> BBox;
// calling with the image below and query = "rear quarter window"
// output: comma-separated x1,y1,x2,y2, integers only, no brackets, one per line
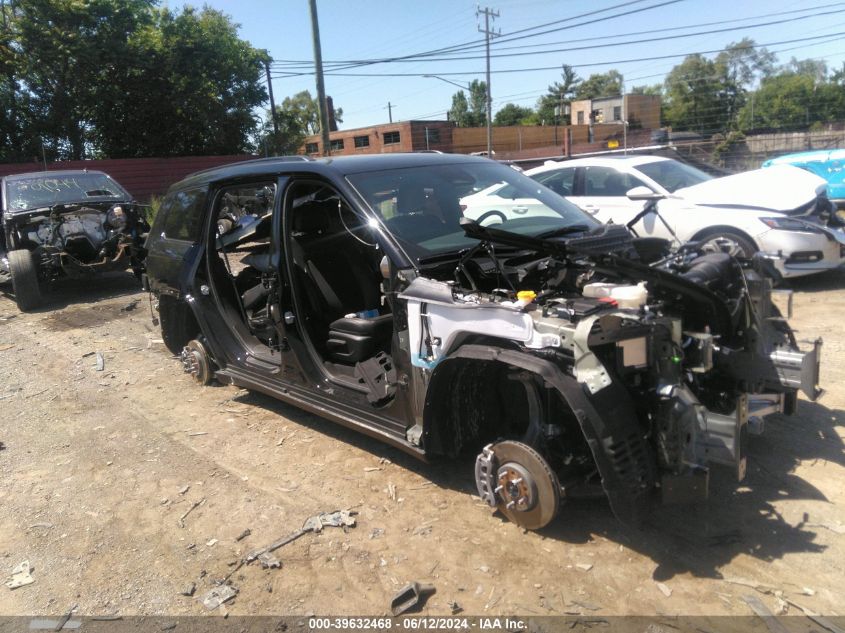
152,188,208,242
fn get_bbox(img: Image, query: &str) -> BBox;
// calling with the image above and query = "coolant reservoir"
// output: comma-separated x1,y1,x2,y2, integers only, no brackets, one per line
583,282,648,309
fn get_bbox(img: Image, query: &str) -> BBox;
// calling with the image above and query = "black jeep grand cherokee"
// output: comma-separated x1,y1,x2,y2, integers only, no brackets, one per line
143,153,820,529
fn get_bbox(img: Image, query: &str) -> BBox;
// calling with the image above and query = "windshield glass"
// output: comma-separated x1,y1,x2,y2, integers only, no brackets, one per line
4,173,130,212
636,160,712,193
347,161,598,260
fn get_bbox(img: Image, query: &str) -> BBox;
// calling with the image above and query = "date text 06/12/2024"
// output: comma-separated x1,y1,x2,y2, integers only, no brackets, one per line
307,617,527,630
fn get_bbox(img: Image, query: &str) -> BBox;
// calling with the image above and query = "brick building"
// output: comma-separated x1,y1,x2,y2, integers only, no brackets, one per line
302,120,454,156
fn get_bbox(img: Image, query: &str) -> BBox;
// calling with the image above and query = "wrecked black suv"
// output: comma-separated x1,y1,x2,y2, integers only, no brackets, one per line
0,170,149,311
144,153,821,529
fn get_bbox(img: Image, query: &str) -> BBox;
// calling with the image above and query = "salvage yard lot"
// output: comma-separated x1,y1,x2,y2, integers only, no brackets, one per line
0,272,843,616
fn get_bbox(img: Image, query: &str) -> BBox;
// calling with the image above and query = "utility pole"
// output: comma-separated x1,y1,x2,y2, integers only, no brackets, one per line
264,59,279,137
308,0,331,156
386,102,395,123
477,5,499,156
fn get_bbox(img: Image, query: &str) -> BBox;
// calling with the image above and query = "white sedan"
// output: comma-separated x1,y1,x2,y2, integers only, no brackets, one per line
526,155,845,278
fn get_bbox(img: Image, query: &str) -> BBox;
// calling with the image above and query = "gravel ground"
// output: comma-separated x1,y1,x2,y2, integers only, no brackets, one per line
0,270,842,618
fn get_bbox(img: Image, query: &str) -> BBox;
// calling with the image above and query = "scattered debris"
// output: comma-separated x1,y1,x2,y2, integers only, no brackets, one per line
95,353,105,371
364,467,382,472
369,528,384,540
244,510,357,565
54,604,78,631
724,577,776,595
121,299,140,312
235,529,251,542
784,598,845,633
28,523,53,530
187,432,208,437
576,563,593,572
206,538,218,547
390,581,436,616
160,624,177,631
180,583,196,597
569,601,602,612
201,585,238,610
478,565,491,573
387,483,397,501
656,582,672,597
177,485,190,495
178,497,206,528
448,600,463,614
258,553,281,569
742,594,789,633
801,587,816,596
5,560,34,589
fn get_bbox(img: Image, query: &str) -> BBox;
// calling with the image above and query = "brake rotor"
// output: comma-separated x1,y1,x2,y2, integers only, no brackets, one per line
180,339,213,386
489,440,561,530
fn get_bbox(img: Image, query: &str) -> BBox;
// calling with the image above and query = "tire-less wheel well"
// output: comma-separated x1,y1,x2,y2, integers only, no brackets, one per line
423,357,586,461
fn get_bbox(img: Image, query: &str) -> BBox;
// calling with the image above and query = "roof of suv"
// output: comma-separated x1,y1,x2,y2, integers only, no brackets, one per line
171,152,491,191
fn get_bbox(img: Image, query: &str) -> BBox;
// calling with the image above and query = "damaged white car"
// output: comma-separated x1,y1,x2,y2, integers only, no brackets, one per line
144,154,821,529
527,155,845,279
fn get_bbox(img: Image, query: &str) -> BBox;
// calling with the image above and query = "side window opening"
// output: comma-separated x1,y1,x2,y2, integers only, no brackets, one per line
206,182,278,348
156,188,207,242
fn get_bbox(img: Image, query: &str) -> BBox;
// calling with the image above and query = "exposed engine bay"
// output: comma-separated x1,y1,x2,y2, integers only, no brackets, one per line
2,201,148,279
399,221,821,527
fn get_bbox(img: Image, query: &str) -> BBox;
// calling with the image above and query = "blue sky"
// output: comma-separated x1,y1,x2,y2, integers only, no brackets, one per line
176,0,845,130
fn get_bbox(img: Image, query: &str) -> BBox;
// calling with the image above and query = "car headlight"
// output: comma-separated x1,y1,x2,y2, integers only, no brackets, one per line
760,217,823,232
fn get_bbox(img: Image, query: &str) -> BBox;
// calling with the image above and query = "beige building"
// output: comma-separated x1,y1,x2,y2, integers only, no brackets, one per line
570,94,661,130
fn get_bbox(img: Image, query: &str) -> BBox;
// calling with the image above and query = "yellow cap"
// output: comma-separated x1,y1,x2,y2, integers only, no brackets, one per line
516,290,537,303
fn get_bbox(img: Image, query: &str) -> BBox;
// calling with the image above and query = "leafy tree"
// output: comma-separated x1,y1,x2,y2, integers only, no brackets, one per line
714,38,775,128
574,70,623,100
12,0,158,160
5,0,268,160
630,84,662,96
447,80,487,127
535,64,580,125
737,61,845,131
663,54,723,134
493,103,533,126
259,90,343,155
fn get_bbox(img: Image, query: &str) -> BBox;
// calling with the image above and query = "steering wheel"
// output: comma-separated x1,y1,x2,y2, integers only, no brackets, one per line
475,209,507,225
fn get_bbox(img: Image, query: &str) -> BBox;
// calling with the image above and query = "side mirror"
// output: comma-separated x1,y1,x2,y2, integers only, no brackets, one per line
626,186,663,201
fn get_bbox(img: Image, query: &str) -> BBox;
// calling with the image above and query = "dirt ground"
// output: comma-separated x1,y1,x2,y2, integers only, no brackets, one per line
0,270,843,618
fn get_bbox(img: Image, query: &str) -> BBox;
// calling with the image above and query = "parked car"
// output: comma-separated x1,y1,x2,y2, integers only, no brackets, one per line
526,156,845,278
144,153,820,529
762,149,845,209
0,170,150,310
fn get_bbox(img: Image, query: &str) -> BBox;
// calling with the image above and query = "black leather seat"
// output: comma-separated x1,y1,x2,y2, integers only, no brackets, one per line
326,314,393,363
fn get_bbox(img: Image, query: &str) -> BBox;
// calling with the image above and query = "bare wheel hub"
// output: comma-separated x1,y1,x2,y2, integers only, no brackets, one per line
475,440,561,530
180,339,213,386
496,463,537,511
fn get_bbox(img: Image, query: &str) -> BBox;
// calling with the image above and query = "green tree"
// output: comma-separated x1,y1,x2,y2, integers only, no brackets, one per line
714,38,775,129
448,91,473,127
630,84,662,96
259,90,343,155
574,70,623,100
447,80,487,127
7,0,268,160
663,54,723,133
13,0,158,160
535,64,580,125
493,103,533,126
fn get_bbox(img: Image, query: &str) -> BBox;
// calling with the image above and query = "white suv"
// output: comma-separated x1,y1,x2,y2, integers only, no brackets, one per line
527,155,845,278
